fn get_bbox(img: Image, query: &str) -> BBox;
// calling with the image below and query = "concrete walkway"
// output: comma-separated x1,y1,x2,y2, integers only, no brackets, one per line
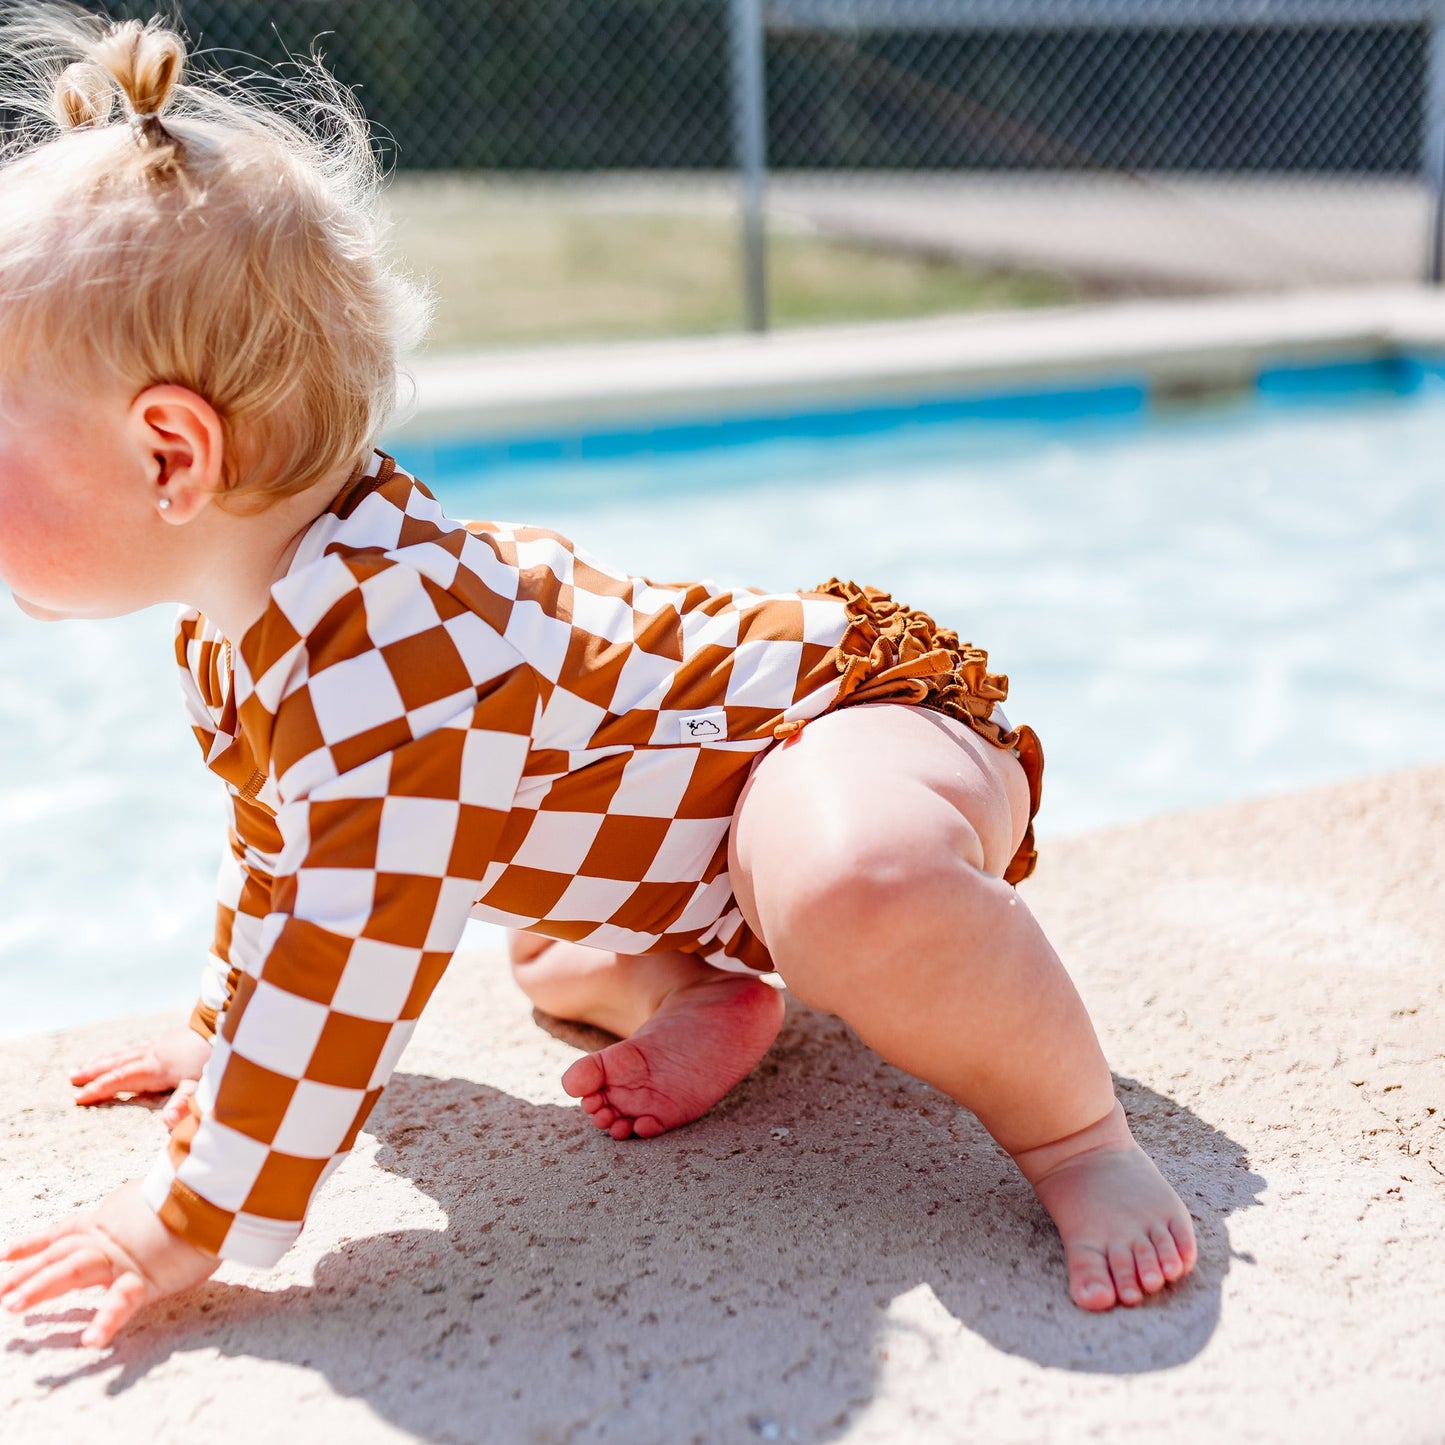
4,766,1442,1443
430,172,1441,295
772,173,1438,294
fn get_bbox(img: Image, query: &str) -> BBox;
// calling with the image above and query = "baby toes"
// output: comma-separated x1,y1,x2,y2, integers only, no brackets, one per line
1108,1242,1144,1306
1151,1223,1185,1282
561,1054,606,1100
1066,1244,1118,1312
1173,1218,1199,1274
1133,1237,1166,1294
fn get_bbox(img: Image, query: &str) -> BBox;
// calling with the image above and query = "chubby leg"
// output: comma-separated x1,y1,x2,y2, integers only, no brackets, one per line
728,703,1196,1311
509,934,783,1139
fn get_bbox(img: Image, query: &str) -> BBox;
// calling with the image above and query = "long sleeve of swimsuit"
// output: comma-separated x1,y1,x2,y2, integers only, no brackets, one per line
189,793,279,1041
146,550,539,1265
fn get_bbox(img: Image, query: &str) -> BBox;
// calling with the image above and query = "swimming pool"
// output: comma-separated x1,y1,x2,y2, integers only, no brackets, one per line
3,381,1442,1039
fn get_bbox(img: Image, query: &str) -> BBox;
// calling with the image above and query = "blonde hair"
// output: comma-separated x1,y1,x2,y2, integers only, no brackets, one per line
0,1,431,506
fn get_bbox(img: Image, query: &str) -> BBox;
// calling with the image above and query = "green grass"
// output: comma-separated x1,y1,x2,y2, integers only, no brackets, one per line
381,177,1075,351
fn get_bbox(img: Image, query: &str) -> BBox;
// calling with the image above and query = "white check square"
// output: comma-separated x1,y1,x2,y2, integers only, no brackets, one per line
249,639,306,714
360,565,445,648
426,876,485,950
503,600,572,683
173,1116,274,1212
667,874,738,932
402,538,462,591
272,1080,369,1158
801,596,846,643
510,810,605,874
642,818,729,884
548,874,638,922
330,937,423,1020
726,639,804,710
459,729,531,810
273,556,356,639
613,644,681,712
376,796,461,876
228,980,330,1077
292,867,376,937
367,1019,419,1089
579,922,666,954
344,491,407,552
608,748,699,818
571,587,635,644
537,687,609,751
309,650,407,745
513,536,574,585
457,532,521,600
444,611,525,684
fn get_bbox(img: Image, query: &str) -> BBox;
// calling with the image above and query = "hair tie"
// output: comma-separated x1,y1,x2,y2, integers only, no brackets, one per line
129,110,174,151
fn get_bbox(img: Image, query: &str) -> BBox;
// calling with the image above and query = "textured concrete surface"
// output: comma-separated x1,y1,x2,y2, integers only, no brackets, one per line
3,766,1443,1444
392,172,1433,294
770,175,1434,294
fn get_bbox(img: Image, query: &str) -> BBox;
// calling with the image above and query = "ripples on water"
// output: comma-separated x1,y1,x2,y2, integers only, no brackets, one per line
3,392,1443,1038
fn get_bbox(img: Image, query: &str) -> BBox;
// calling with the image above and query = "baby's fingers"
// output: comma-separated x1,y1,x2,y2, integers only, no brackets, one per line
2,1242,113,1313
0,1217,79,1263
69,1048,144,1086
73,1063,153,1105
81,1271,149,1349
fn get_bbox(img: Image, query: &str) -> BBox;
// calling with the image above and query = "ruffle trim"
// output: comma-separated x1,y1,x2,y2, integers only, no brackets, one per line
783,578,1044,886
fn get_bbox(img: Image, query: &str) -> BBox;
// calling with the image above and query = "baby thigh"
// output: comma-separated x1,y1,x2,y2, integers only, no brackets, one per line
726,701,1113,1153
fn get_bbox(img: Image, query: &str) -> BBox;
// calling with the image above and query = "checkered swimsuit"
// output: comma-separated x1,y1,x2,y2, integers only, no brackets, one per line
145,452,1041,1265
142,451,889,1264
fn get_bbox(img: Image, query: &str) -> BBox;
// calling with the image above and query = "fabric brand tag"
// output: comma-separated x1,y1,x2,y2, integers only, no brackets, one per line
679,709,727,743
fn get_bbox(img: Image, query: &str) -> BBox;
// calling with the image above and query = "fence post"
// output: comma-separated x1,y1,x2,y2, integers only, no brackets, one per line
730,0,769,331
1427,1,1445,283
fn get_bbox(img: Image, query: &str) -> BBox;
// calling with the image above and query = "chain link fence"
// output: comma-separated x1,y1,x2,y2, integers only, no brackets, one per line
60,1,1445,339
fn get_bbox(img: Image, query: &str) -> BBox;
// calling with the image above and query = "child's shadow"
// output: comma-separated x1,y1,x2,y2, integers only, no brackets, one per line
28,1003,1261,1440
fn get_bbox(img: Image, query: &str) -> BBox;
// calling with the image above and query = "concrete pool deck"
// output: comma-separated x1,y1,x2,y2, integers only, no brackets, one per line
3,764,1442,1443
771,174,1439,296
390,284,1445,448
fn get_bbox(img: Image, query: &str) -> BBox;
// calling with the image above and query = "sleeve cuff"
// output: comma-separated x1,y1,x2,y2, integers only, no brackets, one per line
188,1000,219,1041
142,1156,301,1268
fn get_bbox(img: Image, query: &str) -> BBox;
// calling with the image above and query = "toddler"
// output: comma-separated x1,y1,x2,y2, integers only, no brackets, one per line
0,6,1194,1350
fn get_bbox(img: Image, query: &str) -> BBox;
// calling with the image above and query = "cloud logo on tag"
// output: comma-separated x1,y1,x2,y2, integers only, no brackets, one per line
680,710,727,742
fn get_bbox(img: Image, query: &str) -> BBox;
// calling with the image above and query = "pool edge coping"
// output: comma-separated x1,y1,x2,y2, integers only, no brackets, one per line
388,284,1445,444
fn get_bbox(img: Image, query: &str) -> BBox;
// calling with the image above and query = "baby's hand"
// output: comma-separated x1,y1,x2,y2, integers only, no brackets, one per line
1,1180,219,1347
69,1028,212,1117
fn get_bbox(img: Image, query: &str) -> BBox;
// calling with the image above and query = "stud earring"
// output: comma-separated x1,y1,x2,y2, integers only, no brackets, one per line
158,496,172,512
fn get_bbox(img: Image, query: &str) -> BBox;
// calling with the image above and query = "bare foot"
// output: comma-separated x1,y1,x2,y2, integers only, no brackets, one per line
1011,1101,1198,1311
560,970,785,1141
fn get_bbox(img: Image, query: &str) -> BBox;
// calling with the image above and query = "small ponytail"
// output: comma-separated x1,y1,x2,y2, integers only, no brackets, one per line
90,18,183,153
50,59,110,130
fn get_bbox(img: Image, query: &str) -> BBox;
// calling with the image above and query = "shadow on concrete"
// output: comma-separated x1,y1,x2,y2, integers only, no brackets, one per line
14,1001,1261,1440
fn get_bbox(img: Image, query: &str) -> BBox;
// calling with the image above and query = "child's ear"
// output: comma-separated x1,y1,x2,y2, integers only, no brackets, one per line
128,384,226,523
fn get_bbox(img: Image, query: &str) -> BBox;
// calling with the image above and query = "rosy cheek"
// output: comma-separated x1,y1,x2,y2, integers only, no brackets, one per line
0,500,89,607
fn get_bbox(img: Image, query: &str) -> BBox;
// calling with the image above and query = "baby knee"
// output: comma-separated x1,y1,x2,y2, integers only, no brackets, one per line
759,837,968,982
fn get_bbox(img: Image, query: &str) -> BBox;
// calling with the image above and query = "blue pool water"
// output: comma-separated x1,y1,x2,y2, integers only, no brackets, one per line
3,385,1443,1039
